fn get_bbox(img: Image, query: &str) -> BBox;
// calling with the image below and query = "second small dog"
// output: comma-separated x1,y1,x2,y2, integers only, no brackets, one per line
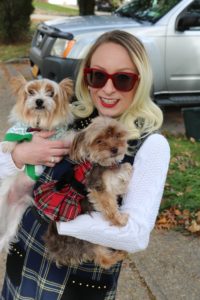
0,75,74,253
44,116,132,269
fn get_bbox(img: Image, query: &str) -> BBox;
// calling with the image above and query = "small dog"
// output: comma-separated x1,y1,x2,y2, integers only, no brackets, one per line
0,75,74,253
44,116,132,269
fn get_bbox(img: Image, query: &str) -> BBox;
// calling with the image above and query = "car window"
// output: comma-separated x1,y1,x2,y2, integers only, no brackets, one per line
115,0,182,23
188,0,200,11
177,0,200,31
187,0,200,25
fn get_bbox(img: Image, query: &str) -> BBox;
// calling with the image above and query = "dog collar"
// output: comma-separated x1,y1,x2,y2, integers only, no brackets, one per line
27,127,41,132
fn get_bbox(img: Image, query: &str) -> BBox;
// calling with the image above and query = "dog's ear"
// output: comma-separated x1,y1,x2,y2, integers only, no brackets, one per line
69,131,87,161
59,78,74,100
10,74,27,94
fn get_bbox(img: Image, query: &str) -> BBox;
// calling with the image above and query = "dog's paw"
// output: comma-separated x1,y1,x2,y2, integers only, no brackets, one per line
94,246,127,269
1,141,17,153
117,163,132,193
122,162,132,175
118,212,129,226
110,212,129,227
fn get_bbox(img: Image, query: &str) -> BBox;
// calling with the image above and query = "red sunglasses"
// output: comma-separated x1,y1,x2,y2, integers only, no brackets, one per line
84,68,139,92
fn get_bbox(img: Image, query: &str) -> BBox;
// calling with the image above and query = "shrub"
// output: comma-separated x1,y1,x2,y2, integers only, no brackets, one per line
0,0,34,44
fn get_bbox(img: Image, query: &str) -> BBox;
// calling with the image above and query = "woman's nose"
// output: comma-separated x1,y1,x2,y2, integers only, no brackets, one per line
102,78,116,94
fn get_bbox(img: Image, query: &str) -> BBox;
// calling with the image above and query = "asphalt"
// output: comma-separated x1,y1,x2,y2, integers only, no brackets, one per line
0,61,200,300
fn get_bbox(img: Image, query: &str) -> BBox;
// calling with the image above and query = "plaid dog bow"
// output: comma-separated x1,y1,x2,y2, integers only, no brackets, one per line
34,160,92,221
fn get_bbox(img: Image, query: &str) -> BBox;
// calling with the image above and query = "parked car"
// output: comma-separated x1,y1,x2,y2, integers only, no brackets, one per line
30,0,200,106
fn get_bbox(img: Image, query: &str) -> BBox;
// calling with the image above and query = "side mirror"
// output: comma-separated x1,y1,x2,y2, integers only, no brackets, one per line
177,12,200,32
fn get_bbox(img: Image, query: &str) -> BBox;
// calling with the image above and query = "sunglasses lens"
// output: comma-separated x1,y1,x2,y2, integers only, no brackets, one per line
85,70,107,88
84,68,139,91
114,73,137,91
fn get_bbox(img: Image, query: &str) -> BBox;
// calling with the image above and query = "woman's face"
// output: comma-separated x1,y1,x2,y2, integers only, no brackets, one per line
88,42,139,117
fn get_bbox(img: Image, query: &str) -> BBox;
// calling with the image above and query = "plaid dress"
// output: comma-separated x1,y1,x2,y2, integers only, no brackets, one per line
0,206,122,300
0,114,147,300
34,159,93,221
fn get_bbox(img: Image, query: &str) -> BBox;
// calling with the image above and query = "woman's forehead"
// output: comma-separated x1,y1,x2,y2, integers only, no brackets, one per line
90,42,137,73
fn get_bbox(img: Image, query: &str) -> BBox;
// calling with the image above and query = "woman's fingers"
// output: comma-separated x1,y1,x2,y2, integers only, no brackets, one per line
12,131,73,167
34,133,72,150
45,155,64,167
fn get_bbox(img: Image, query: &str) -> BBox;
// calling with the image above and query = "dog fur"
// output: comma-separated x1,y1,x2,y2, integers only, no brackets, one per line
44,116,132,269
0,75,74,253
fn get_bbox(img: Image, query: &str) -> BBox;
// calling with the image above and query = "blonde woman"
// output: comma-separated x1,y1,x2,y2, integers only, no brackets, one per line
0,30,170,300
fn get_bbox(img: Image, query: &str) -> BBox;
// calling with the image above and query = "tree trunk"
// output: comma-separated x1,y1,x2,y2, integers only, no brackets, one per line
78,0,95,15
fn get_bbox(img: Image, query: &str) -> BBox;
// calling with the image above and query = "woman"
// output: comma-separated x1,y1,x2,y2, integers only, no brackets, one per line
0,30,170,300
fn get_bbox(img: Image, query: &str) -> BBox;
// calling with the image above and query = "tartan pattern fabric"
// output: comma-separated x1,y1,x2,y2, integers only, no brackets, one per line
0,207,121,300
34,161,92,221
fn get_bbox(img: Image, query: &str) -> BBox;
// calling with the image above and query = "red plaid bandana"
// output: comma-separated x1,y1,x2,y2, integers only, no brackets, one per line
34,161,92,221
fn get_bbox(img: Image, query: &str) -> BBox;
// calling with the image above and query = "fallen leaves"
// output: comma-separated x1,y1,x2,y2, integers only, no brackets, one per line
187,220,200,233
190,137,196,143
156,206,200,234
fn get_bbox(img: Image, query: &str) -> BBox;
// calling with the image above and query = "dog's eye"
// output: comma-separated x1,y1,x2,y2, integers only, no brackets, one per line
47,90,54,97
96,139,102,144
28,89,35,95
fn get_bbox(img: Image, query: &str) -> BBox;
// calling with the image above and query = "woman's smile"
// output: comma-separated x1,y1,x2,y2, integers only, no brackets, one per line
99,96,119,108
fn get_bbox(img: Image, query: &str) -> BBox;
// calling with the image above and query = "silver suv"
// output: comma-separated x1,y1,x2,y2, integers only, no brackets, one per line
29,0,200,106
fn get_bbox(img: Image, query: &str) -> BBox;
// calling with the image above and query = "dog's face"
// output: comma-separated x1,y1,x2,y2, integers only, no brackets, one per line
70,116,130,166
10,75,74,130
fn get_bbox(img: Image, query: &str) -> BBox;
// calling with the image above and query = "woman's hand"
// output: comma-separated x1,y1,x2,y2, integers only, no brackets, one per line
11,131,71,168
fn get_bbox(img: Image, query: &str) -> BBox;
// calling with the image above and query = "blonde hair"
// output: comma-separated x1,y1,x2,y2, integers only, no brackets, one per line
72,30,163,139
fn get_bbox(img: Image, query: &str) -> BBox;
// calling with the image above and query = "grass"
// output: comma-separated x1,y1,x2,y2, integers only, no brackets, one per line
0,24,37,62
33,0,78,16
161,134,200,212
0,1,78,62
0,44,31,62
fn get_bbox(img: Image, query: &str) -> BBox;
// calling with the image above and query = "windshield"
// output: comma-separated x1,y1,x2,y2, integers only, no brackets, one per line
115,0,182,23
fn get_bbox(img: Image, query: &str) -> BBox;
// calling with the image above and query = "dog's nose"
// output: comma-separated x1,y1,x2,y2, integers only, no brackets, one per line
36,99,44,107
111,147,118,154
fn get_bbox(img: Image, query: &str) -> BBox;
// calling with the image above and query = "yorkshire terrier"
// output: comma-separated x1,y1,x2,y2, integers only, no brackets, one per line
0,75,74,253
44,116,132,269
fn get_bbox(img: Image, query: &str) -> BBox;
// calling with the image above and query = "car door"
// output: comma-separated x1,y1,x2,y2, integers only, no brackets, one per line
165,0,200,93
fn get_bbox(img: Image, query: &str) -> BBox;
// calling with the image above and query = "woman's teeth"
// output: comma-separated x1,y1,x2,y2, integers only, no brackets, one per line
101,98,118,104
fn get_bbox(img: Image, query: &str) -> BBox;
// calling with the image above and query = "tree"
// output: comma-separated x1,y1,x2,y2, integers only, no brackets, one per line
78,0,95,16
0,0,34,44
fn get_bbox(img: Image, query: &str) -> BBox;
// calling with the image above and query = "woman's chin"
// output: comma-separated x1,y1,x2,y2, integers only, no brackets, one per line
95,101,120,117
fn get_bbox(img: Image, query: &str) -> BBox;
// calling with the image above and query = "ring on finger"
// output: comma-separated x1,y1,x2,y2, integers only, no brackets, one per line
51,156,55,163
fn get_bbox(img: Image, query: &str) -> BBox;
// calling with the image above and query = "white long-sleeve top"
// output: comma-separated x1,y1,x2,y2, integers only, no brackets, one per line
57,133,170,253
0,143,24,179
0,133,170,254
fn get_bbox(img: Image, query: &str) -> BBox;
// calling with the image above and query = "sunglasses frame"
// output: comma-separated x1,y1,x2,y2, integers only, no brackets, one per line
84,68,140,92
